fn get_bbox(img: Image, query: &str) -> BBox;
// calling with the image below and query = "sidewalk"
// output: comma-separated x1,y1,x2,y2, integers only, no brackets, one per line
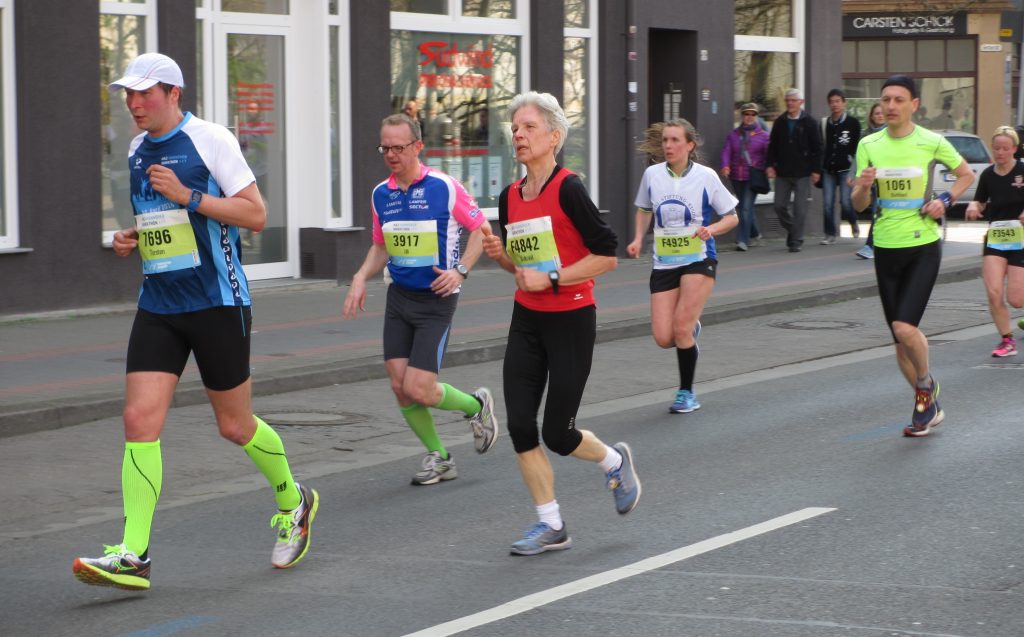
0,227,988,438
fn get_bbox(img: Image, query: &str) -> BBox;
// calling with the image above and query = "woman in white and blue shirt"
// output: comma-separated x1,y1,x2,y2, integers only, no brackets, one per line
628,119,738,414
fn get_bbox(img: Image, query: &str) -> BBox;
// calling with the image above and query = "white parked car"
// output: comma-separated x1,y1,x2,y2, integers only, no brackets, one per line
931,130,991,215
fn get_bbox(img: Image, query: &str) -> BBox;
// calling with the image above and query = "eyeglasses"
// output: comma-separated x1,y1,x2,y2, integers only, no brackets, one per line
377,141,417,155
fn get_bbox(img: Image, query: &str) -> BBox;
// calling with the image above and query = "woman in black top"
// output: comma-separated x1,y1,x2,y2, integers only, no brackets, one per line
966,126,1024,357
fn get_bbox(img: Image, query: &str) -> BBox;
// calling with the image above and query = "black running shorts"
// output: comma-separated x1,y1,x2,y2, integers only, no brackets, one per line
649,259,718,294
382,284,458,374
126,306,252,391
873,241,941,338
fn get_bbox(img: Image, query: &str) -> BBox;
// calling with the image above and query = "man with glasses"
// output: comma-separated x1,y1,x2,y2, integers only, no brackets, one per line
343,113,498,484
766,88,822,252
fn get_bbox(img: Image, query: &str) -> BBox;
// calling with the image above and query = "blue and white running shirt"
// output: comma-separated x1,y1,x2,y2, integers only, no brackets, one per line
371,164,484,291
634,161,738,269
128,112,257,313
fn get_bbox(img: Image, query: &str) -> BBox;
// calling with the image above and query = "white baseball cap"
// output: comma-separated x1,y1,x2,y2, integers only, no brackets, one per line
108,53,184,93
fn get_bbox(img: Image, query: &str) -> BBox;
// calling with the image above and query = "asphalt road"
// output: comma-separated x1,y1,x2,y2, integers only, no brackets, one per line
2,287,1022,637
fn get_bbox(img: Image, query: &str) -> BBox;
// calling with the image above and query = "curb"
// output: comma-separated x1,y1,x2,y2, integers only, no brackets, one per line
0,263,981,439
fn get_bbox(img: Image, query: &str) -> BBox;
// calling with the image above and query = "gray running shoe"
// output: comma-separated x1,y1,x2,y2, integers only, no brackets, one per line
73,543,151,591
411,451,458,485
606,442,642,514
510,522,572,556
271,483,319,569
467,387,499,453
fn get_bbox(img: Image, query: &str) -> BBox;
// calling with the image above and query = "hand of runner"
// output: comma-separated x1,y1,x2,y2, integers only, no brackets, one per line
430,266,461,298
342,280,366,320
112,228,139,257
514,267,550,292
480,223,505,260
626,239,642,258
855,166,876,189
921,198,945,220
965,202,983,221
146,164,190,206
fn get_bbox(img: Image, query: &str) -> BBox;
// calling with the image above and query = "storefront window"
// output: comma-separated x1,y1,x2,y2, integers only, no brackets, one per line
843,38,977,133
222,0,288,14
734,50,795,123
462,0,513,19
391,0,447,14
99,10,148,237
565,0,588,29
735,0,792,38
563,37,590,185
391,30,520,210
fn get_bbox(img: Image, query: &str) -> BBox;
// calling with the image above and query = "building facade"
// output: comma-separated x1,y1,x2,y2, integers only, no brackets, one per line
841,1,1016,135
1,0,840,314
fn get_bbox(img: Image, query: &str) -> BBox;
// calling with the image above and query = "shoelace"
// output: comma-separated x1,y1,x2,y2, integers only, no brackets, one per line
270,512,296,542
102,543,130,558
607,466,623,490
914,388,932,413
523,522,551,540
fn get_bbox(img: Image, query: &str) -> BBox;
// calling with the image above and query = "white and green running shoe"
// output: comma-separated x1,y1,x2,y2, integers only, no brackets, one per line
271,483,319,569
73,544,151,591
411,451,458,485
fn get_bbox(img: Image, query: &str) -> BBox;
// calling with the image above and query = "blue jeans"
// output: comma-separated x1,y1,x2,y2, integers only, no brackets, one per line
730,178,761,245
822,170,858,237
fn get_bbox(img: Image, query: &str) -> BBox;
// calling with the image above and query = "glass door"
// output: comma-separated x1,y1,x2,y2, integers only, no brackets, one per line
213,24,293,278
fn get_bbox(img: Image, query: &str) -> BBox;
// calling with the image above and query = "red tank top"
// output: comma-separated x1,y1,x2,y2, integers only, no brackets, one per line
507,168,596,312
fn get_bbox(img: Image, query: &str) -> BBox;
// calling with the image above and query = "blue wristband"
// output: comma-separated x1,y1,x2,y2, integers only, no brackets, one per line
937,192,953,208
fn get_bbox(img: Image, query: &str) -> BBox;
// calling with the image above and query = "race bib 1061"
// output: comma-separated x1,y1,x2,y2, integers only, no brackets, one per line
875,167,925,210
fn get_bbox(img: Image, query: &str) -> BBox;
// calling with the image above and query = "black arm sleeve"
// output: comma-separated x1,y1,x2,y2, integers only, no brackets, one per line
498,185,512,243
558,174,618,256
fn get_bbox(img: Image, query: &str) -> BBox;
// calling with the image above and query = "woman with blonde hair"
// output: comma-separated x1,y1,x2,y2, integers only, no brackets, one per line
966,125,1024,357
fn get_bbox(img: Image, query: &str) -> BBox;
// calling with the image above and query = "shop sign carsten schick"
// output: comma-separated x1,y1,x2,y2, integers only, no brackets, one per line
842,12,967,38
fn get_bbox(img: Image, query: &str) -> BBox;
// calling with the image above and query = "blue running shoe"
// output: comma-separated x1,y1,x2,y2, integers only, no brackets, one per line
510,522,572,556
904,377,943,437
606,442,641,514
670,389,701,414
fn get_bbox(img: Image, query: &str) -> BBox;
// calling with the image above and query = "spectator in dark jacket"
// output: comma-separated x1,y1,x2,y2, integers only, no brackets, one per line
820,88,861,244
766,88,822,252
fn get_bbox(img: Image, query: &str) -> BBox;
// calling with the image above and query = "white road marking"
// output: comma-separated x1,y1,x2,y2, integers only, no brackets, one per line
399,507,836,637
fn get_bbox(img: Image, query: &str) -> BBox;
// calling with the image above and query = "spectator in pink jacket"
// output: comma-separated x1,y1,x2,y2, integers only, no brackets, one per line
721,103,770,251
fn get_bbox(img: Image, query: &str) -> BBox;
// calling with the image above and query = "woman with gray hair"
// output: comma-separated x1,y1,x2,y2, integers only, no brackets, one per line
481,91,642,556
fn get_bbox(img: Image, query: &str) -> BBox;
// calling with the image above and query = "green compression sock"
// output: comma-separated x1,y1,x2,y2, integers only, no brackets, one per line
435,383,482,416
121,440,162,557
401,403,447,458
243,416,301,511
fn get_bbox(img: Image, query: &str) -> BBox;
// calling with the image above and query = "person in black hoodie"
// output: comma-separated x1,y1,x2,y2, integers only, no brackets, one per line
820,88,861,244
766,88,822,252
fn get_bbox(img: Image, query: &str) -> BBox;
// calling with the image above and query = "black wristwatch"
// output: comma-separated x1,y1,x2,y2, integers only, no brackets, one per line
548,269,560,294
455,263,469,278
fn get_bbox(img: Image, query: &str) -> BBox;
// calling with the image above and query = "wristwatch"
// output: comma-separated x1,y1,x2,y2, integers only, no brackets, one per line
187,189,203,213
455,264,469,278
548,269,560,294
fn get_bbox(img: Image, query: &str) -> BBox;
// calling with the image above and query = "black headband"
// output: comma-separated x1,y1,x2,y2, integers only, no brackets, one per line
881,75,917,99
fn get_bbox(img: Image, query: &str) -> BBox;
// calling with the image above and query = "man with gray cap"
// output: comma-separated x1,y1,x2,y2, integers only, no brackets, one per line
72,53,318,591
766,88,822,252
